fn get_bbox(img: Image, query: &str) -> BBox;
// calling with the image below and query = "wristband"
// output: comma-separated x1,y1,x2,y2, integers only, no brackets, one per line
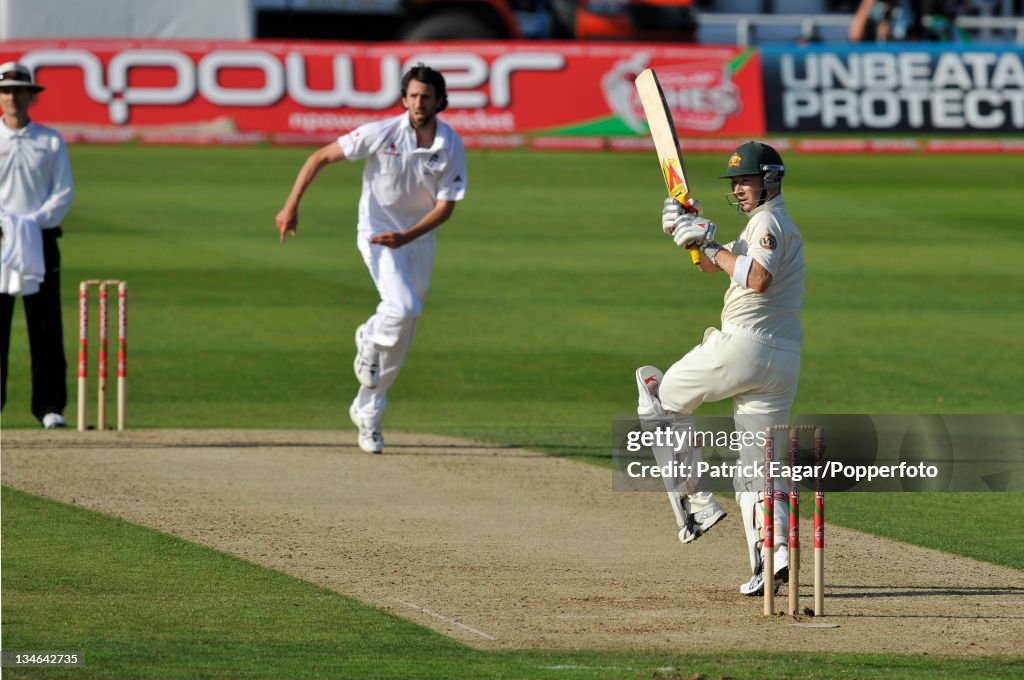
731,255,753,288
701,241,722,264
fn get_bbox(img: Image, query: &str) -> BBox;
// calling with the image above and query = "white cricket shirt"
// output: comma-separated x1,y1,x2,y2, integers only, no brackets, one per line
0,119,74,228
721,194,804,343
338,112,467,236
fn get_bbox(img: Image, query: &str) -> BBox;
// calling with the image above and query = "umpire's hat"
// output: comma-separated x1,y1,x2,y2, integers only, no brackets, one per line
0,62,45,92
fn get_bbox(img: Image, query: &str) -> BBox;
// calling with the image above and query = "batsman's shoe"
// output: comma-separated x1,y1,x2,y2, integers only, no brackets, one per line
739,546,789,596
695,504,728,534
678,519,699,545
353,324,380,389
42,413,67,429
635,366,665,418
349,404,384,454
678,505,728,544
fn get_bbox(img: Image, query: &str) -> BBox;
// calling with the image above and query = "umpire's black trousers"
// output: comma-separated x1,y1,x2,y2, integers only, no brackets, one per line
1,229,68,422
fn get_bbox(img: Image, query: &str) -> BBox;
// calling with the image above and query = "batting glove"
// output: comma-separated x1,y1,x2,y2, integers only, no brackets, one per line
672,214,716,249
662,197,683,235
661,197,705,235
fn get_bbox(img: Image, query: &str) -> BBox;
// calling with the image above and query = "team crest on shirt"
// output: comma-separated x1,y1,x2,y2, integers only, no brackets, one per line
760,233,777,250
422,152,443,175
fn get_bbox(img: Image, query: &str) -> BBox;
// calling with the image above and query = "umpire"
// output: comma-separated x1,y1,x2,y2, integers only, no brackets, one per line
0,62,75,428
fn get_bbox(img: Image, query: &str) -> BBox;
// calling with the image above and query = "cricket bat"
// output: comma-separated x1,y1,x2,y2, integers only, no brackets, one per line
634,68,702,266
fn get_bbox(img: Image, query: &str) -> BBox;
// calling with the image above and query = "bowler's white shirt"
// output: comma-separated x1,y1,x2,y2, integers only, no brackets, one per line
0,119,74,228
339,113,467,236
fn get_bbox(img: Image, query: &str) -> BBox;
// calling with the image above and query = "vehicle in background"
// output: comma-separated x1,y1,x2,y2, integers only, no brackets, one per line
254,0,699,42
3,0,1015,45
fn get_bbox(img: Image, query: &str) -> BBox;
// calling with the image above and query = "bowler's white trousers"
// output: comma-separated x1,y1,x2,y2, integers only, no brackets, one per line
350,232,436,422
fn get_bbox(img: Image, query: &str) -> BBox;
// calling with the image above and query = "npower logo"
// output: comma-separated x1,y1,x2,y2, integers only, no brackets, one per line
20,48,566,125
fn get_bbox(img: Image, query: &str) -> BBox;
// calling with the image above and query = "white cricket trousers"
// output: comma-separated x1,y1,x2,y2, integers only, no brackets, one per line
351,232,436,422
658,324,801,493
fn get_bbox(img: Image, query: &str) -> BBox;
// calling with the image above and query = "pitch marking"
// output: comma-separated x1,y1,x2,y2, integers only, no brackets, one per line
395,599,497,641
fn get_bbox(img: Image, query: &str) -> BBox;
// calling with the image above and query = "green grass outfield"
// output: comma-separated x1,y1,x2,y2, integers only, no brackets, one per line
4,486,1022,680
2,146,1023,677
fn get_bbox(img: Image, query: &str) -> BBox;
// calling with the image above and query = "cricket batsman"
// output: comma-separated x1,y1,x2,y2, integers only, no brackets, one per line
636,141,805,597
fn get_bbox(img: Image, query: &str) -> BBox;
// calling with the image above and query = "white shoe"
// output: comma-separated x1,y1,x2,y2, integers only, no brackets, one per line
694,504,728,533
740,546,789,596
353,324,380,389
678,505,727,544
349,403,383,454
42,413,67,429
678,523,699,544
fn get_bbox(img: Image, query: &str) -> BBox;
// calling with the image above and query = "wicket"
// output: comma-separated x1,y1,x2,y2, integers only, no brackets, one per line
77,279,127,431
764,425,825,617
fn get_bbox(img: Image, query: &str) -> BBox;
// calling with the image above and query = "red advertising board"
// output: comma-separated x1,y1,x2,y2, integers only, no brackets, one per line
0,40,765,138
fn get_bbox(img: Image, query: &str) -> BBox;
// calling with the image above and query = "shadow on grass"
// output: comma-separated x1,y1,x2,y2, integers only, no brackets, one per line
824,584,1024,619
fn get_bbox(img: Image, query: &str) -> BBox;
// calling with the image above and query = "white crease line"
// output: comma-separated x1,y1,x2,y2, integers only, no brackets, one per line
539,666,634,671
395,599,497,641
